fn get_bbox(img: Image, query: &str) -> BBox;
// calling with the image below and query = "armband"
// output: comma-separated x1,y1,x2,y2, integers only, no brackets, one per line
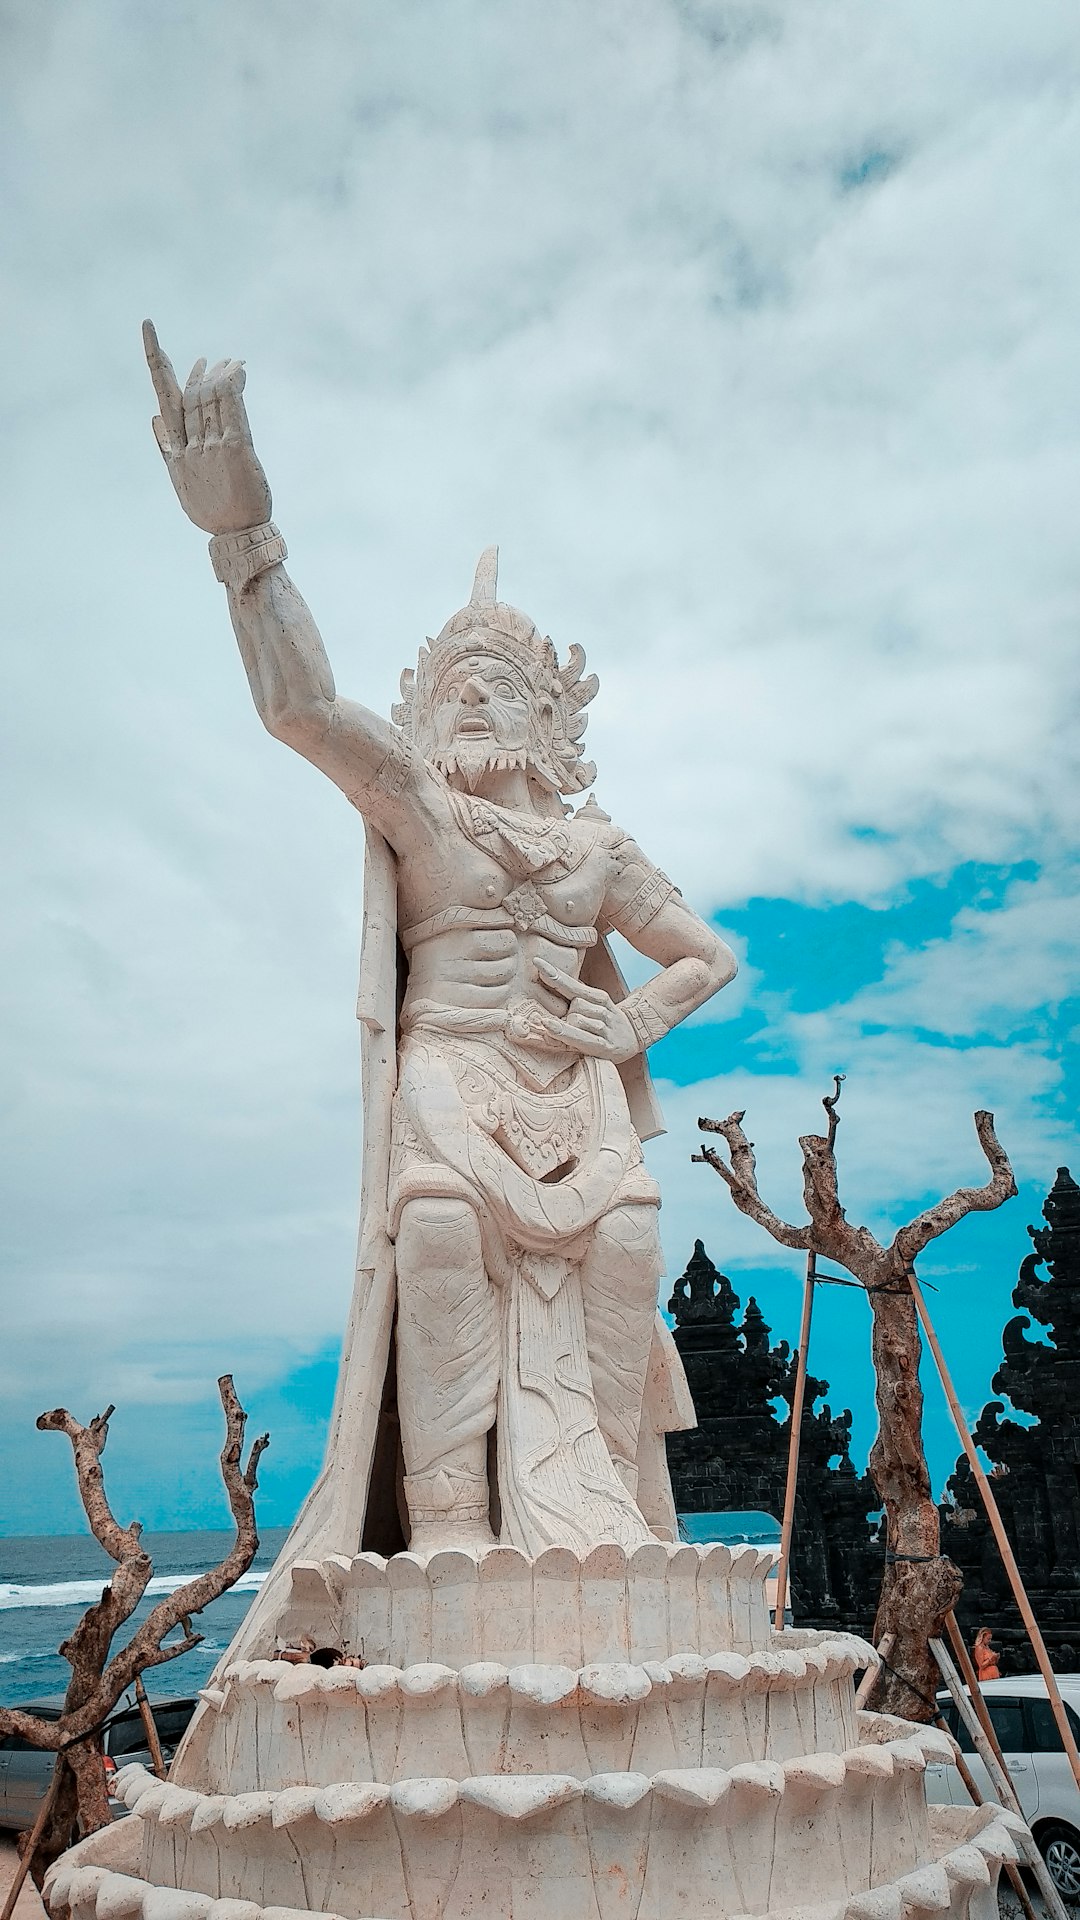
209,521,288,593
611,866,677,935
372,735,413,800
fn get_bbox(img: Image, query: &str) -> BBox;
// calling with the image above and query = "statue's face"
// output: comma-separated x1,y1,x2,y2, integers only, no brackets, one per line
427,651,547,784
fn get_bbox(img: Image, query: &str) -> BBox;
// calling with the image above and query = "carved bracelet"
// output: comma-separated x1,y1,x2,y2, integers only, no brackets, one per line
623,992,669,1052
209,521,288,593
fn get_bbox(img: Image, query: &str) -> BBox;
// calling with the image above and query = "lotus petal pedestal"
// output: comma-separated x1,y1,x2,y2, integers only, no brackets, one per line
46,1544,1021,1920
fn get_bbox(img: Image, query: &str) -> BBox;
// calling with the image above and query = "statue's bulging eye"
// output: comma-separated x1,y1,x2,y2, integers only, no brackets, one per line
496,683,515,698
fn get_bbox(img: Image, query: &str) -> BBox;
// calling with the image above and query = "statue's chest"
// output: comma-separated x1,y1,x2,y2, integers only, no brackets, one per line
454,840,607,930
443,795,609,930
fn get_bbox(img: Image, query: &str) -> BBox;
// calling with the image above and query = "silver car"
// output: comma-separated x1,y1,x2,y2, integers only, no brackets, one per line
926,1673,1080,1900
0,1694,195,1832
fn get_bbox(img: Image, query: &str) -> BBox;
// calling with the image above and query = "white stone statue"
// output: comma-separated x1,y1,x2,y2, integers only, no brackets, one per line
38,327,1024,1920
142,322,737,1567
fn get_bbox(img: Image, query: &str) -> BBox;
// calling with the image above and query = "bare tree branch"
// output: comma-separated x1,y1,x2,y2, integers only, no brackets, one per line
892,1110,1017,1268
35,1406,135,1566
0,1375,269,1886
97,1375,269,1701
694,1111,812,1250
823,1073,845,1149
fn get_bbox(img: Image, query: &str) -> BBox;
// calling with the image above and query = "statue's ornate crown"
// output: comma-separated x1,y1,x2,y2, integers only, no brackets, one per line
392,548,598,795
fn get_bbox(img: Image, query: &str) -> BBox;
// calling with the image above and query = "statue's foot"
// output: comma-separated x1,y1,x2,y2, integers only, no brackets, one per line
404,1469,496,1557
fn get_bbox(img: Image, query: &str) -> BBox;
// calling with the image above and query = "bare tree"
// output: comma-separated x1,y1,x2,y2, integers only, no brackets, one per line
694,1086,1015,1719
0,1376,268,1890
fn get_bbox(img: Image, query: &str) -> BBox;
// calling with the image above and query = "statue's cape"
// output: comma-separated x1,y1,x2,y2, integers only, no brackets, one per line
188,826,693,1684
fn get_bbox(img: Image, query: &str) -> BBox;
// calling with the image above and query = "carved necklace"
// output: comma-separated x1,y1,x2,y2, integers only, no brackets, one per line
450,791,593,881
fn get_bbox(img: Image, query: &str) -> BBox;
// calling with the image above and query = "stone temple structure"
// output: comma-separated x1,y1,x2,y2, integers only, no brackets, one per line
42,329,1023,1920
665,1242,882,1634
945,1166,1080,1672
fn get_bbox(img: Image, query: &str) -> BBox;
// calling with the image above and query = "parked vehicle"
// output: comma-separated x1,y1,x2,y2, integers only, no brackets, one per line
0,1694,196,1833
925,1673,1080,1899
677,1508,791,1624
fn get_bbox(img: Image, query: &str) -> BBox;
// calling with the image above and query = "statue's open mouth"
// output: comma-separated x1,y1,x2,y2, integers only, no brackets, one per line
457,716,492,735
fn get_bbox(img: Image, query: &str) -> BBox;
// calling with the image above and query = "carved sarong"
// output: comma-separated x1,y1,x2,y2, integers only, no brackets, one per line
389,1010,661,1552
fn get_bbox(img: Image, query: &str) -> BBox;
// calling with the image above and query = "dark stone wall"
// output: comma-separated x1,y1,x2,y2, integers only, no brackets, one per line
665,1240,882,1632
942,1167,1080,1674
664,1167,1080,1667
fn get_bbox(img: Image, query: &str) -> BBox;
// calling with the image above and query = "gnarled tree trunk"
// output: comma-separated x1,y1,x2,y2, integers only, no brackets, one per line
866,1280,962,1716
695,1093,1013,1720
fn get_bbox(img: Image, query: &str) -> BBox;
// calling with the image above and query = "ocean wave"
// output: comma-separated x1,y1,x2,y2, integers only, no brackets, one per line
0,1570,269,1613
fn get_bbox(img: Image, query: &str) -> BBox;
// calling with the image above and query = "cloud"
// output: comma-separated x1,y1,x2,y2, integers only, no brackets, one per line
845,868,1080,1041
2,1,1079,1521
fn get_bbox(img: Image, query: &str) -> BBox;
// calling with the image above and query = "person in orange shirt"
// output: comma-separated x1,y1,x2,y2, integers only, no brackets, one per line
974,1626,1001,1681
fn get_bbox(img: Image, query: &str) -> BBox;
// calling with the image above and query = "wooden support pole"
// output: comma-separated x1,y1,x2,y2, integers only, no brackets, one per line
932,1730,1041,1920
944,1612,1004,1754
0,1760,64,1920
134,1675,166,1781
774,1251,815,1630
930,1636,1070,1920
940,1619,1042,1920
855,1634,894,1710
910,1267,1080,1795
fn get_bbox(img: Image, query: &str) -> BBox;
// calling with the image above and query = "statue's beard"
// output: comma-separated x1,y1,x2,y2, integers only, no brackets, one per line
432,741,530,790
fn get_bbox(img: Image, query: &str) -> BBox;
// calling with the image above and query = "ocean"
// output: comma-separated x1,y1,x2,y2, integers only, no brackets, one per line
0,1529,290,1709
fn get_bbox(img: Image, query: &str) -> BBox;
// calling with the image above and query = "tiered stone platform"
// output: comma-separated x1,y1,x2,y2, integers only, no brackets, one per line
45,1544,1022,1920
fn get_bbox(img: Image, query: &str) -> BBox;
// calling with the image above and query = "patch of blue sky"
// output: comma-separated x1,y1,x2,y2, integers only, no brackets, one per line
650,859,1051,1087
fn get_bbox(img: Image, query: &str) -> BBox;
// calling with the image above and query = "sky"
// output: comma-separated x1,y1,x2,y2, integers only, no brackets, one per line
2,0,1079,1537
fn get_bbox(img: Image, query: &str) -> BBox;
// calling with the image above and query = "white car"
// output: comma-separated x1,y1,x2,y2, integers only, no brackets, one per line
925,1673,1080,1900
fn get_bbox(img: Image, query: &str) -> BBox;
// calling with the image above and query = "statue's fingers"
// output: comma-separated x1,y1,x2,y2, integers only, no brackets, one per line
182,356,208,449
536,958,604,1004
150,413,175,460
570,1009,606,1036
142,320,185,441
536,1012,594,1053
535,1012,577,1042
534,962,573,1004
201,359,231,447
218,362,252,447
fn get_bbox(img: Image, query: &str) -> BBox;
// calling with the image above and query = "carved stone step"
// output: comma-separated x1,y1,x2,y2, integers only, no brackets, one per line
194,1640,870,1791
47,1793,1022,1920
113,1731,948,1920
273,1542,784,1669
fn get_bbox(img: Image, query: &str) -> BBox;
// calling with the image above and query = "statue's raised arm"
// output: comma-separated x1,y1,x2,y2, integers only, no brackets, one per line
143,322,411,841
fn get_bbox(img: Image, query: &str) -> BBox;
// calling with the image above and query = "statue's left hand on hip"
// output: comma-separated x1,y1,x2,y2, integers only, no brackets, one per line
532,958,639,1064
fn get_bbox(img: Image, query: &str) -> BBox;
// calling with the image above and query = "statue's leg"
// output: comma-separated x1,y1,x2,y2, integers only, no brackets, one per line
580,1201,664,1499
394,1195,499,1552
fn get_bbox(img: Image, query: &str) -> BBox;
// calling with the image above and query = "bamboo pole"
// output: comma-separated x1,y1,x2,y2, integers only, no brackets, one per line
909,1267,1080,1795
0,1760,63,1920
930,1635,1070,1920
854,1634,894,1709
134,1675,166,1781
941,1616,1044,1920
930,1718,1041,1920
944,1611,1005,1754
774,1251,816,1630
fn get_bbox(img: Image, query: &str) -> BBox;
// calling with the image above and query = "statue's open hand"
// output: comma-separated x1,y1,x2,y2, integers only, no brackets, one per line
533,958,639,1064
143,320,273,535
